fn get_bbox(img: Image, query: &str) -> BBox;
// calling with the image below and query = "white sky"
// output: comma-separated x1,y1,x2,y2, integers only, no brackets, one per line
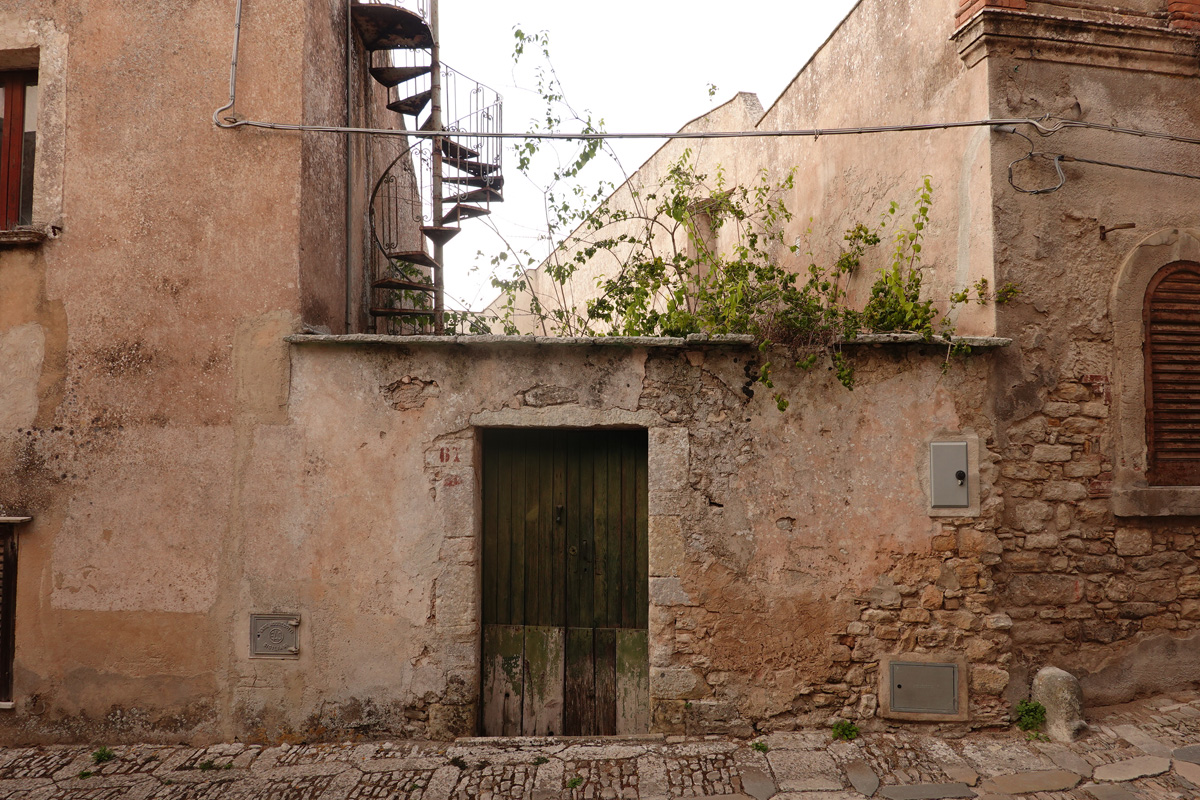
435,1,862,311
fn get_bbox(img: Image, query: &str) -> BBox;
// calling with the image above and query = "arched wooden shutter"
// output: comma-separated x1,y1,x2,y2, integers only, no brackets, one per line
1145,261,1200,485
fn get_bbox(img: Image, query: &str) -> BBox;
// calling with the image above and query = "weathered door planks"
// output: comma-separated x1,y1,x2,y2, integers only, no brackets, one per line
481,428,648,737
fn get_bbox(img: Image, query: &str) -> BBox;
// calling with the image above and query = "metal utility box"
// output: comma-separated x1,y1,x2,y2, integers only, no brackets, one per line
890,661,959,715
930,441,969,508
250,614,300,658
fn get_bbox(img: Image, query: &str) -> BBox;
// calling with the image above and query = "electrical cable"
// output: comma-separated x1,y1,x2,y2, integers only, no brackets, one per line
999,125,1200,195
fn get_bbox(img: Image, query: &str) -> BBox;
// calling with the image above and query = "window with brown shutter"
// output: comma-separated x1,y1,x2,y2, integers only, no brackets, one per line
1145,261,1200,485
0,70,38,230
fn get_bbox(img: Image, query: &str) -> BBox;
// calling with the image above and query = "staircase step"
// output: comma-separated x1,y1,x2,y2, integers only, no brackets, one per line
419,115,437,132
443,156,500,177
443,175,505,189
351,3,433,50
384,250,440,270
421,225,462,246
370,307,436,317
384,250,441,272
441,204,492,226
372,277,436,292
369,66,431,88
441,139,480,160
388,89,432,117
449,187,503,205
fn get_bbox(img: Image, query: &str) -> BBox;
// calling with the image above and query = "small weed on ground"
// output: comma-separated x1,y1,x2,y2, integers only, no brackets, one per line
831,720,860,741
751,741,769,753
198,760,216,771
566,776,583,789
78,771,94,780
533,756,549,766
1015,699,1047,732
91,747,115,765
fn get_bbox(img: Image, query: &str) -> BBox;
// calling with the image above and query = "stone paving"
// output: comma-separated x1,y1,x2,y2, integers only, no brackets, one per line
2,692,1200,800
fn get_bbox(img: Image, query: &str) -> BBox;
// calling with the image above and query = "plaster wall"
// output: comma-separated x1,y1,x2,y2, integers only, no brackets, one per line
249,336,1011,739
491,0,999,337
0,0,415,742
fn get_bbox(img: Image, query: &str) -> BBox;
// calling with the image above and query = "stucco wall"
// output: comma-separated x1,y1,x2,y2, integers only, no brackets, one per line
0,0,418,742
491,0,999,337
232,335,1014,740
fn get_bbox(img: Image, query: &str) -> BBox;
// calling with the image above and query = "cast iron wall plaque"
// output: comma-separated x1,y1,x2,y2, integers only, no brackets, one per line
890,661,959,715
250,614,300,658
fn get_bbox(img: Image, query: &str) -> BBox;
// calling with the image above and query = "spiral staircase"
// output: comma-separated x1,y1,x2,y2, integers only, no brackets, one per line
354,0,504,334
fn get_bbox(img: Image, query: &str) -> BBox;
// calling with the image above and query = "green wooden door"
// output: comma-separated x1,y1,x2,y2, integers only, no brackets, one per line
481,428,649,736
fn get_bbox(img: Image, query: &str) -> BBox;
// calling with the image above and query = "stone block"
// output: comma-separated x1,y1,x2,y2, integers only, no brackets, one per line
1013,623,1066,644
845,759,879,796
868,577,903,609
1043,482,1088,502
1114,529,1153,556
1064,461,1103,478
1025,533,1059,549
1003,462,1051,481
1079,785,1139,800
1032,666,1086,742
985,613,1013,630
1080,401,1109,418
971,665,1010,696
1182,599,1200,621
651,667,708,700
647,427,689,491
921,586,945,610
1132,580,1178,603
959,529,1003,556
1032,445,1074,462
1012,500,1054,532
764,749,842,792
1117,602,1159,619
879,785,976,799
648,515,684,578
650,576,696,607
1175,759,1200,786
1091,756,1170,782
1043,401,1081,418
1007,574,1084,605
1075,555,1124,574
1180,574,1200,598
979,770,1081,794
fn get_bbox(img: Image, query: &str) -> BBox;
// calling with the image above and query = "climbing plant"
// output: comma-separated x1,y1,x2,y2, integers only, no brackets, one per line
472,28,1018,404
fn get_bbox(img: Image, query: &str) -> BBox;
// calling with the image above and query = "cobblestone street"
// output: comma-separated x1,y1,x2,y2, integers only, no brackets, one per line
2,692,1199,800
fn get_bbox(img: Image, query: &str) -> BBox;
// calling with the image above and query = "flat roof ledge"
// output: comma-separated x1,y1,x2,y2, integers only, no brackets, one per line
287,332,1011,349
285,333,757,348
840,333,1013,347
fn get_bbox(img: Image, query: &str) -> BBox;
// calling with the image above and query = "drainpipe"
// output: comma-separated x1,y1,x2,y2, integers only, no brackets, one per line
344,0,354,334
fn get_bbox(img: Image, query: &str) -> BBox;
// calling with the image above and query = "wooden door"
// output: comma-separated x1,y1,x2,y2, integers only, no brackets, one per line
481,428,649,737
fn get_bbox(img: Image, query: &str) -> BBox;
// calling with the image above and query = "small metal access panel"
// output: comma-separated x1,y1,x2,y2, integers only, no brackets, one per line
250,614,300,658
890,661,959,715
930,441,969,508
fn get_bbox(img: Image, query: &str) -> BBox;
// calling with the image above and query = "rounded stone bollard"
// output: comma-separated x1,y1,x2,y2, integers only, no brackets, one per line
1032,665,1087,742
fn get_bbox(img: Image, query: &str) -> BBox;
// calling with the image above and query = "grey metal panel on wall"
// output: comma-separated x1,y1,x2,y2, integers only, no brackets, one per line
930,441,969,508
890,661,959,714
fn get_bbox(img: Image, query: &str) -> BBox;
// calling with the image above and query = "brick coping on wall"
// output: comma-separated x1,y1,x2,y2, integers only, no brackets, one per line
285,333,1012,348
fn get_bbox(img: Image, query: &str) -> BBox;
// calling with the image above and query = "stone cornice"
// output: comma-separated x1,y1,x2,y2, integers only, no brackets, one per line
953,9,1200,75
